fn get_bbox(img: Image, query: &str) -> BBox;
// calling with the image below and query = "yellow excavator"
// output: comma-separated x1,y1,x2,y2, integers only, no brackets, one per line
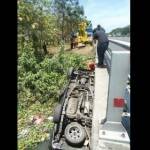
70,21,93,49
77,21,88,44
77,21,93,45
78,21,93,45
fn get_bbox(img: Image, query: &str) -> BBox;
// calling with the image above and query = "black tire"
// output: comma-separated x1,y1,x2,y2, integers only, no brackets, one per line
64,122,86,146
53,104,62,123
58,87,67,102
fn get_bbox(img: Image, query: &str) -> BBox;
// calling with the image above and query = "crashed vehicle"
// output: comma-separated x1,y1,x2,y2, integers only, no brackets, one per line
49,68,95,150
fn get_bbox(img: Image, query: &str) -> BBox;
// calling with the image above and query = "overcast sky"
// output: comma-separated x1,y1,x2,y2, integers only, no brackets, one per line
79,0,130,33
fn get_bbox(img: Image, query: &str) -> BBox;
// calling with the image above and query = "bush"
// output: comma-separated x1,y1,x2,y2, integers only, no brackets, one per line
18,42,92,109
18,41,93,149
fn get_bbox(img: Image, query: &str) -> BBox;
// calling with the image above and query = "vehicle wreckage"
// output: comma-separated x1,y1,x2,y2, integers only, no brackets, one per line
50,68,94,150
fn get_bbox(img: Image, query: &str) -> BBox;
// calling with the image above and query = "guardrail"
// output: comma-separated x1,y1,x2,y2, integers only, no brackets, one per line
104,39,130,73
93,40,130,149
109,39,130,50
99,40,130,149
104,48,111,73
104,39,130,113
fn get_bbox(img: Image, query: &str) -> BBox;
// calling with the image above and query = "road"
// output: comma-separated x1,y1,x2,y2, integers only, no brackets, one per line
108,37,130,51
108,42,129,51
109,37,130,42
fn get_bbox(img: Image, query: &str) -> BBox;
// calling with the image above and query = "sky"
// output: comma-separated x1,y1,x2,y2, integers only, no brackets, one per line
79,0,130,33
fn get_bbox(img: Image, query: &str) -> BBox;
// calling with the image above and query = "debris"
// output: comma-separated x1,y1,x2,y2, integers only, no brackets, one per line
18,128,30,139
47,116,53,121
31,114,45,125
84,139,89,146
87,61,95,71
41,137,45,141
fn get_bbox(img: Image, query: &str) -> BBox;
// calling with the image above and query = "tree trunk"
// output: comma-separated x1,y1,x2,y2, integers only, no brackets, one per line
62,12,65,41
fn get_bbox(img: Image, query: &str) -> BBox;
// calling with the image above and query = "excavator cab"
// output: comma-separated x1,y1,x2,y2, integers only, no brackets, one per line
70,21,93,48
78,22,88,44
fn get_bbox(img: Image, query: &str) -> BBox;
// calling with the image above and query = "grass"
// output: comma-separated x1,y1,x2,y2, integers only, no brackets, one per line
18,100,56,150
18,44,95,150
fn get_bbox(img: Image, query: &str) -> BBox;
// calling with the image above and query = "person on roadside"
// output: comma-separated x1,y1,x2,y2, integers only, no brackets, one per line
73,32,78,48
70,32,78,49
70,31,75,49
93,25,109,67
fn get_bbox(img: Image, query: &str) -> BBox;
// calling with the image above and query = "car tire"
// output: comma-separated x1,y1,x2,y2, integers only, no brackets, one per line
58,87,67,104
53,104,62,123
64,122,86,146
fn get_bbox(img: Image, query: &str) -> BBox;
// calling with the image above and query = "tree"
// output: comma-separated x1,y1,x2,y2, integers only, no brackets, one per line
18,0,59,53
53,0,85,41
109,25,130,36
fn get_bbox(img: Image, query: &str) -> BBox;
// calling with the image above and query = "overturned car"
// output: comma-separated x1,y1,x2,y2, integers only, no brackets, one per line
49,68,95,150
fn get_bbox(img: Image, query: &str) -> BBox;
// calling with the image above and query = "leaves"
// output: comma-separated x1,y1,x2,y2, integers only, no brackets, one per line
17,0,91,149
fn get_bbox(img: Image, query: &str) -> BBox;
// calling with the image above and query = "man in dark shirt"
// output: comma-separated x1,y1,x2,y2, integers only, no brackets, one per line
93,25,109,67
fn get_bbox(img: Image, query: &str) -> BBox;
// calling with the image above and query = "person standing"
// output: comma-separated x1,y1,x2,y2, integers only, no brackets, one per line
93,25,109,67
70,32,75,49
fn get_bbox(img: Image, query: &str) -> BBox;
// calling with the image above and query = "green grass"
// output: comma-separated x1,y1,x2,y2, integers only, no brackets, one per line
18,100,56,150
18,43,95,149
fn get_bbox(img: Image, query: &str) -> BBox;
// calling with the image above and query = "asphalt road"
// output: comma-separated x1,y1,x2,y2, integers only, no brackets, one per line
109,37,130,42
108,42,129,51
108,37,130,51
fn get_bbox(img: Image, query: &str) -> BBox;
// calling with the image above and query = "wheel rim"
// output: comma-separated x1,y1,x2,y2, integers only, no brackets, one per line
69,127,81,140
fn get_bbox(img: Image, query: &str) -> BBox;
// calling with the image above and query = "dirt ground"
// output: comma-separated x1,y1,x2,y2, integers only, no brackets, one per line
47,43,95,57
70,44,95,56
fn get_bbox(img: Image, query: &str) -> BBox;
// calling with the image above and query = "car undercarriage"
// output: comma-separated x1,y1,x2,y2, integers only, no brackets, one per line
50,68,95,150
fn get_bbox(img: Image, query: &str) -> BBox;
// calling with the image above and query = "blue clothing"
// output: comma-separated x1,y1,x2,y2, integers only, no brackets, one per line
97,42,109,65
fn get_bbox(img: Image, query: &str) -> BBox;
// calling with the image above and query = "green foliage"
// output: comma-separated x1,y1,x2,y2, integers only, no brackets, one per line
18,101,54,150
18,0,87,48
18,41,90,149
18,0,60,51
18,1,91,149
18,43,89,108
53,0,85,40
18,40,91,149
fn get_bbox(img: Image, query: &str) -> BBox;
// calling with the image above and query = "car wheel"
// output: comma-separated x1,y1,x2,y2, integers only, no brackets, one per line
64,122,86,146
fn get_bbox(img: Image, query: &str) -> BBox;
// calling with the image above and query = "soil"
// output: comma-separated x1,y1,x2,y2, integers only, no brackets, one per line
47,43,95,57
